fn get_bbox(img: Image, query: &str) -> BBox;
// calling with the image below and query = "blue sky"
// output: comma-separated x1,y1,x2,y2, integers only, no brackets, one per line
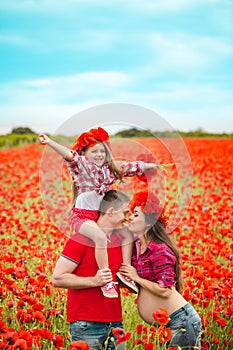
0,0,232,135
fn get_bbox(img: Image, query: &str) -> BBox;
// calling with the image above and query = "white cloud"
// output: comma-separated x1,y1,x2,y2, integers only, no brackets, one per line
0,71,133,104
146,32,233,73
0,76,232,134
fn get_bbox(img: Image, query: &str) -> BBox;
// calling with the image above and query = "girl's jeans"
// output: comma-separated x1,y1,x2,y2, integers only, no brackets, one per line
167,303,202,349
70,320,125,350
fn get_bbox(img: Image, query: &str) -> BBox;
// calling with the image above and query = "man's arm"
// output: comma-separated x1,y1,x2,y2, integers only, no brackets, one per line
52,256,113,289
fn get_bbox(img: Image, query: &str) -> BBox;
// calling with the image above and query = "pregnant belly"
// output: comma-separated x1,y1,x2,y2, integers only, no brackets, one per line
137,287,186,324
137,289,166,324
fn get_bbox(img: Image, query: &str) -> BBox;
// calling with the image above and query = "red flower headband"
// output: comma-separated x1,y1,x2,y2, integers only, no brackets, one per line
130,191,167,226
73,127,109,152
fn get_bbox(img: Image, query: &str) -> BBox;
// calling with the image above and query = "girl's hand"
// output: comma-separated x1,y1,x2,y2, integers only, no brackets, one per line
38,134,50,145
119,263,139,282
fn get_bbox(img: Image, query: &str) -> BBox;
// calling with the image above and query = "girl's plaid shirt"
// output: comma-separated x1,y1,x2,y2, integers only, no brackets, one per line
65,150,145,196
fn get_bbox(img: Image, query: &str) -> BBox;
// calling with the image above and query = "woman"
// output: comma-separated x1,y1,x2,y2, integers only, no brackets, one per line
120,191,202,349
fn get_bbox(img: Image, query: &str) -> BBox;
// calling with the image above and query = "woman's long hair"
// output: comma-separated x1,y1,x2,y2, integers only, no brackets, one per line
69,141,123,213
145,215,184,293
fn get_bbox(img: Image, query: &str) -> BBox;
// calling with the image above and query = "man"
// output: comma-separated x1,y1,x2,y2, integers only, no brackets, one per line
52,190,130,350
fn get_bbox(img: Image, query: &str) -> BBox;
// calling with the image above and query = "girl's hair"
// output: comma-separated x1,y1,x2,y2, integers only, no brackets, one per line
69,141,123,212
145,215,184,293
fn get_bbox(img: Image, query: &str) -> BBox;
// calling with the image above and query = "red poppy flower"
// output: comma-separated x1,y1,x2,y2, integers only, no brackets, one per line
69,340,90,350
217,318,227,327
149,326,156,334
32,311,46,323
152,308,170,326
0,320,8,333
134,338,143,345
112,327,132,345
136,324,144,334
52,334,64,348
158,326,172,343
12,339,27,350
4,331,18,345
144,344,155,350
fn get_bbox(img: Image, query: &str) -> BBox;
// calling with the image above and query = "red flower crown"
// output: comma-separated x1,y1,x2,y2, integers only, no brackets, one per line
73,127,109,152
130,191,168,226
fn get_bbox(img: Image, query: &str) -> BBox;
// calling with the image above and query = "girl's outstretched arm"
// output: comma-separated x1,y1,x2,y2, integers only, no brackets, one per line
143,163,159,171
38,134,74,161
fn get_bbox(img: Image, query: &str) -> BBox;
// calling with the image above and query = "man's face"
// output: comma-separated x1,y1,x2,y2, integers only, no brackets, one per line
111,202,130,229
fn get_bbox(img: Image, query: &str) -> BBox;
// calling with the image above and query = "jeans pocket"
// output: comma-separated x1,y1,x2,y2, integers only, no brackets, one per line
170,314,186,330
70,320,89,339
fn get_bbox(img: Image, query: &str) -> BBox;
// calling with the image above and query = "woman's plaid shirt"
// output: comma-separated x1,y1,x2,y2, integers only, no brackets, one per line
132,239,177,288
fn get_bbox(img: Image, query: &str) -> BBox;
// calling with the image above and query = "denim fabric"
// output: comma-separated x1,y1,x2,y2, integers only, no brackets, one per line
70,320,125,350
166,303,202,349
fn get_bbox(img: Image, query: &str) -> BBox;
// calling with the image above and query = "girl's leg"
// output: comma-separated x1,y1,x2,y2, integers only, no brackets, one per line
79,220,118,298
79,220,108,269
116,228,138,294
120,227,134,265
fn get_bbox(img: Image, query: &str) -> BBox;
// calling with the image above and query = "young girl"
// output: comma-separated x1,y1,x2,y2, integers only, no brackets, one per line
38,127,159,298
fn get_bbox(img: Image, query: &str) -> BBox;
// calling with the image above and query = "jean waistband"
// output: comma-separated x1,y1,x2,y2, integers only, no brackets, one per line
169,303,191,318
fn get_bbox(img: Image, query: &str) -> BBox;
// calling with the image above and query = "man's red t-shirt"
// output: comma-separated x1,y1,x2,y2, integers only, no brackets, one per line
61,233,123,322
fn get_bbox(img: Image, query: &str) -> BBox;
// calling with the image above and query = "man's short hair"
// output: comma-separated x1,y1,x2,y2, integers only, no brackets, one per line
99,190,130,215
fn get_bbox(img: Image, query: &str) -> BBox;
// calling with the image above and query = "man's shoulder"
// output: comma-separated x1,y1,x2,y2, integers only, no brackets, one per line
66,234,93,247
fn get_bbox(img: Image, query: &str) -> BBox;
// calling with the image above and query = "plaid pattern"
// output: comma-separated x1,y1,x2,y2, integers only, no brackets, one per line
65,151,145,196
132,239,177,288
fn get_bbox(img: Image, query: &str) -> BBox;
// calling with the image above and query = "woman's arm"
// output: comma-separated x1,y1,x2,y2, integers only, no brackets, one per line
38,134,74,161
52,256,113,289
119,263,172,298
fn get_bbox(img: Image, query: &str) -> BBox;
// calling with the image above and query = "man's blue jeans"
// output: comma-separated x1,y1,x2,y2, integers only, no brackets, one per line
167,303,202,349
70,320,125,350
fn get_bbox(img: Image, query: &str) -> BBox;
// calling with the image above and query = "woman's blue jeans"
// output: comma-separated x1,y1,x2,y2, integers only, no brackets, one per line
166,303,202,349
70,320,125,350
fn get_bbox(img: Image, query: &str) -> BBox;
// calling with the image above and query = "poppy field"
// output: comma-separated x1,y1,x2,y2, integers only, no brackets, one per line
0,137,233,349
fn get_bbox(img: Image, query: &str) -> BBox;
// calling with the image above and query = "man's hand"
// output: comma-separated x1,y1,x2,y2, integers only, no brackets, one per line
93,268,113,287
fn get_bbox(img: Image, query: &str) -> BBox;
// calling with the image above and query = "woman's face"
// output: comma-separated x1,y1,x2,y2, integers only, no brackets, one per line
128,206,147,234
84,143,106,167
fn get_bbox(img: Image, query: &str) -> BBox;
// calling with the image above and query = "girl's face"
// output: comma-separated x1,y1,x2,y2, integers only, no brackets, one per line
128,206,147,235
84,143,106,167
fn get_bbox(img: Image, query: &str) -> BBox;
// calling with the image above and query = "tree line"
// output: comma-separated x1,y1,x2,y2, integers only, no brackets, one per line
0,126,232,148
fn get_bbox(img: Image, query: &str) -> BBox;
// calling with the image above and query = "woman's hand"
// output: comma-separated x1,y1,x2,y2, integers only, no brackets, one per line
119,263,140,283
